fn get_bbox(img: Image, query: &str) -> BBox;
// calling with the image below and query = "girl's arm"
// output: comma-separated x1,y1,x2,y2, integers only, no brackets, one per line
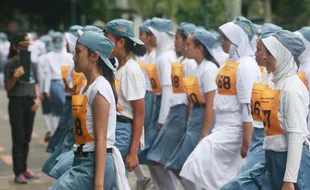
92,92,109,190
127,98,145,171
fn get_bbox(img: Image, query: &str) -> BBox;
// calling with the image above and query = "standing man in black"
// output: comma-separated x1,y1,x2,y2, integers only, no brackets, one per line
4,33,40,184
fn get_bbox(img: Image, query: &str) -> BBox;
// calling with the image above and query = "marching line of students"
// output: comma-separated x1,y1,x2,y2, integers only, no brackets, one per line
30,14,310,190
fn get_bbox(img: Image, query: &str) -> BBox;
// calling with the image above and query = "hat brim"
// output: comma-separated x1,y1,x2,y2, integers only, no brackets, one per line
100,57,116,71
128,36,144,45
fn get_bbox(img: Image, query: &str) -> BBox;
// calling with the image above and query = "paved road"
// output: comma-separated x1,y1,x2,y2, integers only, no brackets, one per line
0,89,186,190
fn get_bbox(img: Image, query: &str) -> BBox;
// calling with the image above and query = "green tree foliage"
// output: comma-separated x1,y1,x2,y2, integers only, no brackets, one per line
135,0,226,29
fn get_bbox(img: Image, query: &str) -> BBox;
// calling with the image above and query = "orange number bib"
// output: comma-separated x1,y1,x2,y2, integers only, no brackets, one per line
251,83,269,122
260,89,283,136
171,63,185,93
72,71,87,95
259,66,267,78
145,64,162,94
297,72,308,88
114,79,123,112
183,76,204,104
61,66,71,92
72,95,93,144
216,61,238,95
137,61,145,69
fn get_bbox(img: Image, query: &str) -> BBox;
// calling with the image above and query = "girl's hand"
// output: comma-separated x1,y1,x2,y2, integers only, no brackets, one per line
281,182,295,190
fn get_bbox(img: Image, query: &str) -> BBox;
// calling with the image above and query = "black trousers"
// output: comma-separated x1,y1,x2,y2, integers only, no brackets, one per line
8,97,36,176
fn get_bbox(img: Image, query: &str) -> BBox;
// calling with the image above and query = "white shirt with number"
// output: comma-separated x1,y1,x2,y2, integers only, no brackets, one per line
72,76,116,152
214,56,261,127
115,58,146,119
170,56,197,107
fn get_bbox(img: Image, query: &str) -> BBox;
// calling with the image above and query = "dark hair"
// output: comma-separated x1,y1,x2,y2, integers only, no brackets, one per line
87,49,118,105
194,39,220,68
8,33,28,59
8,43,18,59
177,29,188,41
114,35,147,56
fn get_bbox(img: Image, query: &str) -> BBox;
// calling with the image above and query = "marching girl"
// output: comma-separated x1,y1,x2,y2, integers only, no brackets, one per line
43,26,104,179
45,29,77,153
43,32,74,131
294,27,310,134
50,31,130,190
165,28,227,189
104,19,146,173
256,23,282,80
238,25,282,174
221,30,310,190
141,17,178,189
37,35,54,142
180,20,261,189
132,19,157,189
146,22,197,189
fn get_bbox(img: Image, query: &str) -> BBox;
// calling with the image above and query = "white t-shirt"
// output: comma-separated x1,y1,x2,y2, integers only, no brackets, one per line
214,56,261,126
196,59,219,95
136,50,156,92
264,75,309,152
115,58,146,119
170,56,197,107
43,50,74,93
73,76,116,152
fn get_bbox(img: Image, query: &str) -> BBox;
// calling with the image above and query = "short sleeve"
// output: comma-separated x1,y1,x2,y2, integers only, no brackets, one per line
121,62,146,101
88,77,114,106
201,64,218,93
237,61,261,103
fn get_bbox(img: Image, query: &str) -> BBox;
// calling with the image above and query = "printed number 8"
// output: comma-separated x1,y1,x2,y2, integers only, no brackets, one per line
217,75,231,90
172,76,179,88
75,117,83,136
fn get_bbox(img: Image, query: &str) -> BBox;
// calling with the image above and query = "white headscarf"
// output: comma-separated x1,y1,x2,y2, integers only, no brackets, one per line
262,36,298,82
219,22,254,60
148,27,175,56
65,32,78,54
294,31,310,72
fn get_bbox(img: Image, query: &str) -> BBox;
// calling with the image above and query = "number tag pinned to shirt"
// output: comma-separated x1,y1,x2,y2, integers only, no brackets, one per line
72,71,86,95
72,95,93,144
171,63,185,94
183,76,204,104
251,83,269,122
61,66,71,92
260,88,283,136
145,64,162,94
216,61,238,95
